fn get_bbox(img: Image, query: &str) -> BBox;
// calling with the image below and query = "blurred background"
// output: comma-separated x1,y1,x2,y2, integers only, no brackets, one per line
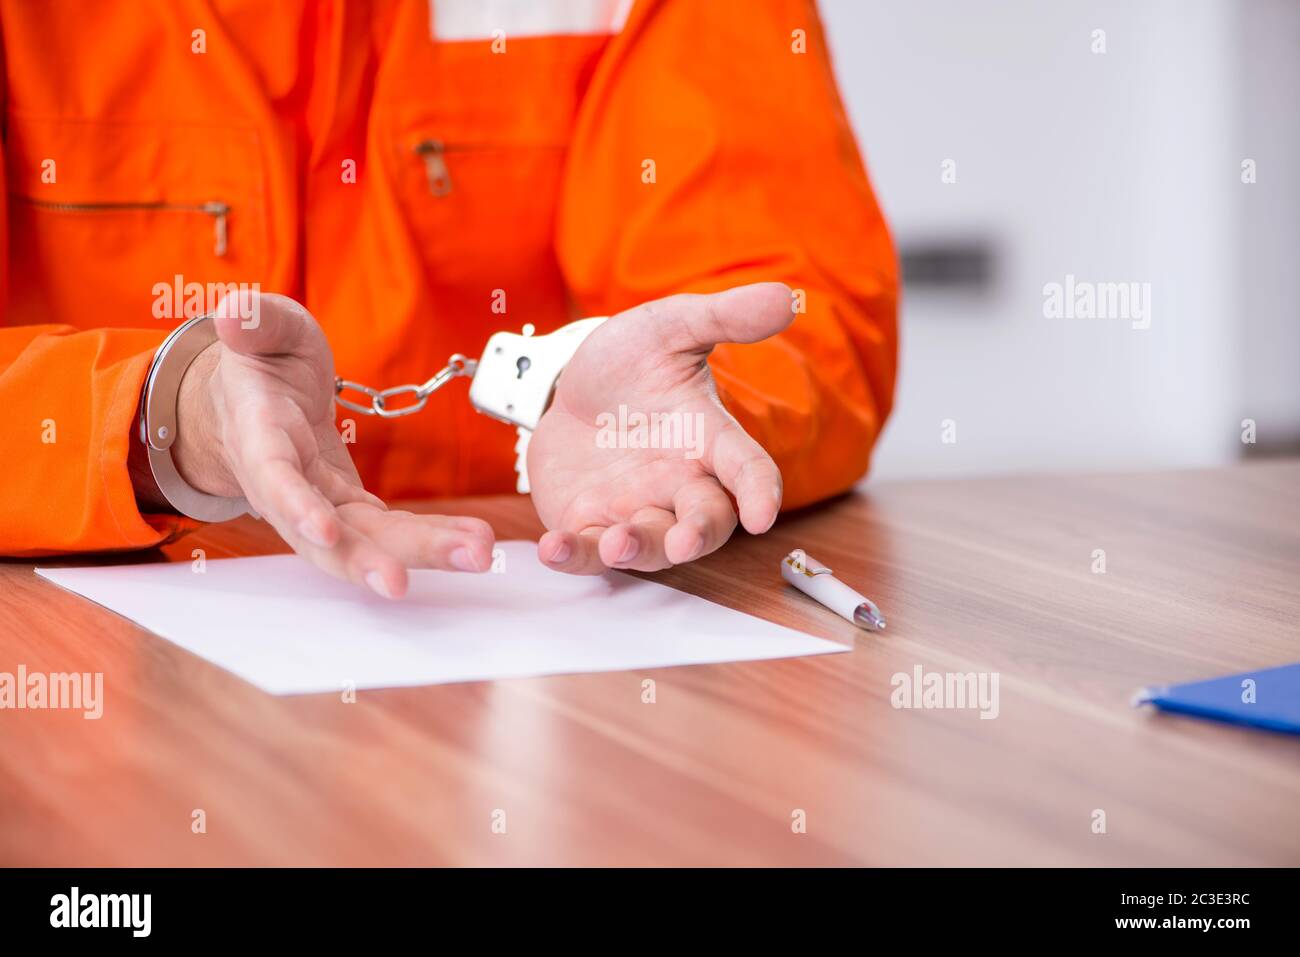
819,0,1299,480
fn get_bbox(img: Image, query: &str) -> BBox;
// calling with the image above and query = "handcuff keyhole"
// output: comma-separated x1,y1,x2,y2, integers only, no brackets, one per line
515,356,531,379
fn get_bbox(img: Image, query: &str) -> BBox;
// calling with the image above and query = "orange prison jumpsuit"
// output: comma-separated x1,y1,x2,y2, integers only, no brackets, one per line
0,0,897,557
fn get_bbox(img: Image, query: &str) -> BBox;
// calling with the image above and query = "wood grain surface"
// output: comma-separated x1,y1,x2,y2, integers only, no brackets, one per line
1,461,1297,866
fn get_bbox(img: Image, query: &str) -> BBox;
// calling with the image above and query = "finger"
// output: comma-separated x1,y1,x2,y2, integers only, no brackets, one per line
665,479,738,564
538,527,607,576
237,452,343,550
598,509,676,571
641,283,795,356
285,512,410,600
339,507,496,572
446,514,498,535
239,453,411,599
212,291,317,358
309,462,388,510
709,424,782,534
225,416,341,546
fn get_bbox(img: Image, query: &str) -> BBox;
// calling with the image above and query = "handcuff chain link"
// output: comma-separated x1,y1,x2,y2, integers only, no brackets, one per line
335,354,478,419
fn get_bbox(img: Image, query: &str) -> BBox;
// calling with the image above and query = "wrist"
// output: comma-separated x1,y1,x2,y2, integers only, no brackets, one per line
171,344,239,498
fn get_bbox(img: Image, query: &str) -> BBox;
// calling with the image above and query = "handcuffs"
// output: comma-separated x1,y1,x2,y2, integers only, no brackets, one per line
138,315,608,521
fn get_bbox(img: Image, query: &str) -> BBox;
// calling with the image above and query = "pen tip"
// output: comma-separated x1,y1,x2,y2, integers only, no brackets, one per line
855,605,887,631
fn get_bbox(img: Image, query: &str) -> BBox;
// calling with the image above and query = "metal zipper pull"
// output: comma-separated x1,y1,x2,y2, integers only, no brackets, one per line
202,201,230,257
414,139,452,197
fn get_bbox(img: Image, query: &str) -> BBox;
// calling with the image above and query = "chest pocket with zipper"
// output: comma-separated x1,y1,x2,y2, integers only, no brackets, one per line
4,113,270,331
395,133,570,316
381,32,610,329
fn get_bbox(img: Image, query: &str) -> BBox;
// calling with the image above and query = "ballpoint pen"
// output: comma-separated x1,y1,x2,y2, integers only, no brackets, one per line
780,549,887,632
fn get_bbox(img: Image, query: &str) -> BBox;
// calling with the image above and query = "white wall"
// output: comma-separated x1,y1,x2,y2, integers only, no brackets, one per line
818,0,1296,479
1238,0,1300,454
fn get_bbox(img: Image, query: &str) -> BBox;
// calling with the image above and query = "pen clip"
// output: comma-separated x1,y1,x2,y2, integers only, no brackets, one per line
783,550,833,577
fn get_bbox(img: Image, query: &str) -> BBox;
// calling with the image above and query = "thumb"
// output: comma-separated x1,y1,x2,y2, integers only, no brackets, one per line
212,291,317,359
650,282,796,355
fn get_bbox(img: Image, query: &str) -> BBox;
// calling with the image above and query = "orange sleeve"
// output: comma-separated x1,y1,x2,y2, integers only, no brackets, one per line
0,324,198,557
557,0,898,509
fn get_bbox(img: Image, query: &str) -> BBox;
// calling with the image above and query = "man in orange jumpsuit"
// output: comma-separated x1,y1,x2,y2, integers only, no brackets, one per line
0,0,896,599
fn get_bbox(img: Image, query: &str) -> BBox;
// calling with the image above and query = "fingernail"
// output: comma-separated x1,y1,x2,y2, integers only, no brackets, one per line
763,488,782,533
549,541,572,564
365,570,393,599
682,536,703,563
449,546,481,572
617,538,639,564
299,517,332,548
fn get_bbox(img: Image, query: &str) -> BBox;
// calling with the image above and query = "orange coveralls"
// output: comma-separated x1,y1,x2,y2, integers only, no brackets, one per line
0,0,897,557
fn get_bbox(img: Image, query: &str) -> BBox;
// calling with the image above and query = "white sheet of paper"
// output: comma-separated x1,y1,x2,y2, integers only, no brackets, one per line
36,541,847,695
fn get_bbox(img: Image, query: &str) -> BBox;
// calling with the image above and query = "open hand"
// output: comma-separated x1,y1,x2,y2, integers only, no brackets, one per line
168,292,495,598
528,283,793,574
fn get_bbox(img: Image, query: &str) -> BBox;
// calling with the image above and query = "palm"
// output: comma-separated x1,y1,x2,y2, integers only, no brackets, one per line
186,293,496,600
211,315,363,504
530,331,727,523
528,283,794,574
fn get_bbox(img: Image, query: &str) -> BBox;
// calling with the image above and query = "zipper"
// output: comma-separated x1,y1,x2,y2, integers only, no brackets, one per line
413,138,567,197
413,139,454,197
16,197,231,257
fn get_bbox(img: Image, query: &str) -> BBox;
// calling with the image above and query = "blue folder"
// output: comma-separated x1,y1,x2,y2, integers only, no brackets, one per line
1134,662,1300,735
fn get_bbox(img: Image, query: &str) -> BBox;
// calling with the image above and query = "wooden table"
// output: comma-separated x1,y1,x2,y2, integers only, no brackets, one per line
2,461,1297,866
